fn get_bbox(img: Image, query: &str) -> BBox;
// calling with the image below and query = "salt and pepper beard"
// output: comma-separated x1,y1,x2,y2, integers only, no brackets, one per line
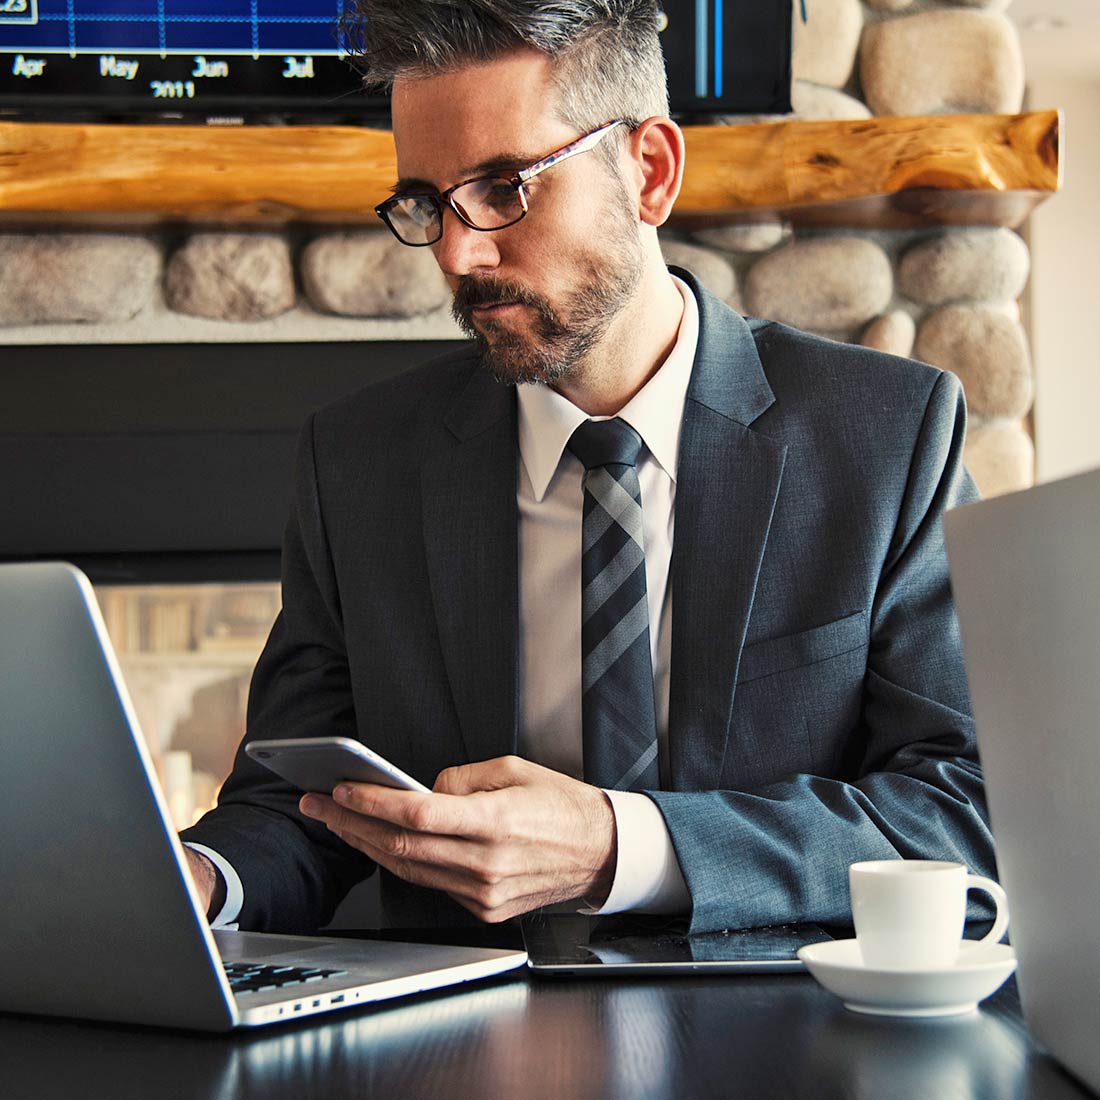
450,183,645,387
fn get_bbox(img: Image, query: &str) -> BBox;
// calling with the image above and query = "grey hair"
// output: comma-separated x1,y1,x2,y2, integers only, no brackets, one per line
340,0,669,133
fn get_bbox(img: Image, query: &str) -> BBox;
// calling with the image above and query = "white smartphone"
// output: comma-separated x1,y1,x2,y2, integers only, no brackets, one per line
244,736,430,795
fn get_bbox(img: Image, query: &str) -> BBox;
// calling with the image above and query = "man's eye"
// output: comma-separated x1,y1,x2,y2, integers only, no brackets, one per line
483,181,518,208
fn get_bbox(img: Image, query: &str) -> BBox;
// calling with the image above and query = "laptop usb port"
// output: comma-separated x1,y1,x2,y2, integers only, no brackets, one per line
331,994,345,1004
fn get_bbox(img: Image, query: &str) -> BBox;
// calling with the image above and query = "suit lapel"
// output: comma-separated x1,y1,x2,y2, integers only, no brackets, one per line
422,366,519,766
667,276,788,791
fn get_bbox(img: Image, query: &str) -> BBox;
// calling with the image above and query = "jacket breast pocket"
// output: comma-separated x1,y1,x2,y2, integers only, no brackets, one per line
737,611,868,685
726,611,869,786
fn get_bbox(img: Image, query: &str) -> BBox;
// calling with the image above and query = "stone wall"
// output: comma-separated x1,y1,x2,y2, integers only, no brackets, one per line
1,0,1035,496
661,0,1034,498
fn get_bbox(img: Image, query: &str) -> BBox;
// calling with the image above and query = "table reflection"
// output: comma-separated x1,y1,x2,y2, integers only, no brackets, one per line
3,980,531,1100
1,974,1089,1100
807,1005,1025,1100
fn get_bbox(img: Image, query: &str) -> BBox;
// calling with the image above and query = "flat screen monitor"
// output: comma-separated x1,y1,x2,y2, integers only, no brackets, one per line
0,1,791,123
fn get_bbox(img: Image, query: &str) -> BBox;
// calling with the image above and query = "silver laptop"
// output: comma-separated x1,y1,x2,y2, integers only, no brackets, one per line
0,561,525,1031
945,468,1100,1094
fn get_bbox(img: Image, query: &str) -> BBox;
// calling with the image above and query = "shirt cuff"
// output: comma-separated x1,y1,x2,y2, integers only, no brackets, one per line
582,790,690,915
183,842,243,930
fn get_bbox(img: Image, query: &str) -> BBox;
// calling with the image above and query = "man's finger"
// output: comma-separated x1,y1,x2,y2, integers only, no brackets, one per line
339,812,527,888
348,830,532,912
302,792,492,871
321,808,569,918
328,781,498,840
433,755,531,796
299,793,374,840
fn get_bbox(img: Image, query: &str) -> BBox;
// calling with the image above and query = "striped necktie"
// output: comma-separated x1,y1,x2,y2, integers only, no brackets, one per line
567,418,660,792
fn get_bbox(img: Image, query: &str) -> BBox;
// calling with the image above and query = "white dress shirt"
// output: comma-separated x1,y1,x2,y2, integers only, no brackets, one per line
192,276,699,925
516,276,696,913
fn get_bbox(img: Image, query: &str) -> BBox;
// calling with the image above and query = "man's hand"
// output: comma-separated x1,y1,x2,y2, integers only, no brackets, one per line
183,847,219,918
299,756,617,923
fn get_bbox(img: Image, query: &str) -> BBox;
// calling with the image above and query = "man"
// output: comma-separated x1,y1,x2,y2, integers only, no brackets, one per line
182,0,993,934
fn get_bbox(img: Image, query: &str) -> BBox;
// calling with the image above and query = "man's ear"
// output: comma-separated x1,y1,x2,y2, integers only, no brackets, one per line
626,116,686,228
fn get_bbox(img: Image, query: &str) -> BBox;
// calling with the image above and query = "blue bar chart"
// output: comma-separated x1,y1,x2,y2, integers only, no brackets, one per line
0,2,345,57
0,1,377,116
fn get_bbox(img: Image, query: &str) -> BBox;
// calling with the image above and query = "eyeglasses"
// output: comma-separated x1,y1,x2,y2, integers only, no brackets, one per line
375,119,627,248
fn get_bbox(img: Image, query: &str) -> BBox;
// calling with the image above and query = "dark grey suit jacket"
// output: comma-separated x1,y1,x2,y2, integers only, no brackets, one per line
182,271,992,934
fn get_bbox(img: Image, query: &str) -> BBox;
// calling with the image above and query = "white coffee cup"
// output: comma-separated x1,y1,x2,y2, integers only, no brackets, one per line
849,860,1009,971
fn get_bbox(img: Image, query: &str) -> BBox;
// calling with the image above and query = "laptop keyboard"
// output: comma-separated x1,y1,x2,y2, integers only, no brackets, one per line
223,961,349,996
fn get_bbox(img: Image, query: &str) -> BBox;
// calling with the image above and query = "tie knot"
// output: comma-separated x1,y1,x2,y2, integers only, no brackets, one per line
567,418,644,471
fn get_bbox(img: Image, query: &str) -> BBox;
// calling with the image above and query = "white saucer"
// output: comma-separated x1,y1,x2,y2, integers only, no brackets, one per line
797,939,1017,1018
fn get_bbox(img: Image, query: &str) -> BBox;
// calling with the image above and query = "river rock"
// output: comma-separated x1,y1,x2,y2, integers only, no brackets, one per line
861,311,916,358
989,299,1022,323
791,81,872,120
661,238,740,307
0,233,159,326
964,423,1035,499
165,233,295,321
691,221,788,254
914,307,1032,419
710,83,870,124
791,0,863,89
860,10,1024,115
745,236,893,332
302,231,450,318
898,229,1030,306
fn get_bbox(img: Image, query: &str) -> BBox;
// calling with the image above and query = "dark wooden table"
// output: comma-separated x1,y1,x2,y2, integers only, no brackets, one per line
1,969,1092,1100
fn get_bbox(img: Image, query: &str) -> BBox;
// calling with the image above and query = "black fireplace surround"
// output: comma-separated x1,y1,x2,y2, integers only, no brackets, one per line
1,339,464,584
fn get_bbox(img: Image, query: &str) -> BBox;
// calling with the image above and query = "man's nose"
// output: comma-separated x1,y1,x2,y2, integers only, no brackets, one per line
431,208,502,278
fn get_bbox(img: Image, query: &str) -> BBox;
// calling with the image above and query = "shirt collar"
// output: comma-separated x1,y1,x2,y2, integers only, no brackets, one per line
517,275,699,502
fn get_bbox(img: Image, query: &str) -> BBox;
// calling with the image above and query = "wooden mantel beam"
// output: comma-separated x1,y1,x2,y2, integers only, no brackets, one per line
0,110,1060,229
674,109,1061,230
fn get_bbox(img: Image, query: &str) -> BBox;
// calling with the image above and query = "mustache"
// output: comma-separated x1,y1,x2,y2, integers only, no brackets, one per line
451,276,554,321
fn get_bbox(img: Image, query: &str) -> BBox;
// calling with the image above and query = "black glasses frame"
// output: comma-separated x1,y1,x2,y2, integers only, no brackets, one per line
375,119,629,247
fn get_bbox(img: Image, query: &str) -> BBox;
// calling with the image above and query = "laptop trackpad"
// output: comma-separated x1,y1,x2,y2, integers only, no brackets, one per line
214,929,368,963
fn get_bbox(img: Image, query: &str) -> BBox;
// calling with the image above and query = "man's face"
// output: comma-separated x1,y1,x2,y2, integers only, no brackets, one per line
390,51,644,385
